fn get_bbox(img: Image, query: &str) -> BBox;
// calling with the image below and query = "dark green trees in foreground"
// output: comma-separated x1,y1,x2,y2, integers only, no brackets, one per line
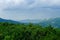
0,22,60,40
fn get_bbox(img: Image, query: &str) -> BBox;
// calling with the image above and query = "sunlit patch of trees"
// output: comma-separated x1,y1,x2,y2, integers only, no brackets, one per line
0,22,60,40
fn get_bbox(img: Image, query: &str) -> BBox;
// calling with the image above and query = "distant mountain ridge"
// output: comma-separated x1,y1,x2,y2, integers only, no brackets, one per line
0,18,20,24
19,18,60,27
0,18,60,27
20,19,41,23
39,18,60,27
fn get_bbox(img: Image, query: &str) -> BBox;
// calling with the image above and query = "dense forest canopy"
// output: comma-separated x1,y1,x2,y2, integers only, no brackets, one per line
0,22,60,40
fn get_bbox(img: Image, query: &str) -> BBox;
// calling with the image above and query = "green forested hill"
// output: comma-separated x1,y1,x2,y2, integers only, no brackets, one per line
0,22,60,40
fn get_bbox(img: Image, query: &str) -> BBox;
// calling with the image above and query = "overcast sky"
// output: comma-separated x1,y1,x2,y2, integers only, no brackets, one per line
0,0,60,20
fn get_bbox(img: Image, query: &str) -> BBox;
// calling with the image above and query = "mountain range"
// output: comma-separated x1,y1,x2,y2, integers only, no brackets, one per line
20,18,60,27
0,18,60,27
0,18,20,24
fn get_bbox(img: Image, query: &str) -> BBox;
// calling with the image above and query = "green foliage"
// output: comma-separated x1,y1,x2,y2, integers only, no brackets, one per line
0,22,60,40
